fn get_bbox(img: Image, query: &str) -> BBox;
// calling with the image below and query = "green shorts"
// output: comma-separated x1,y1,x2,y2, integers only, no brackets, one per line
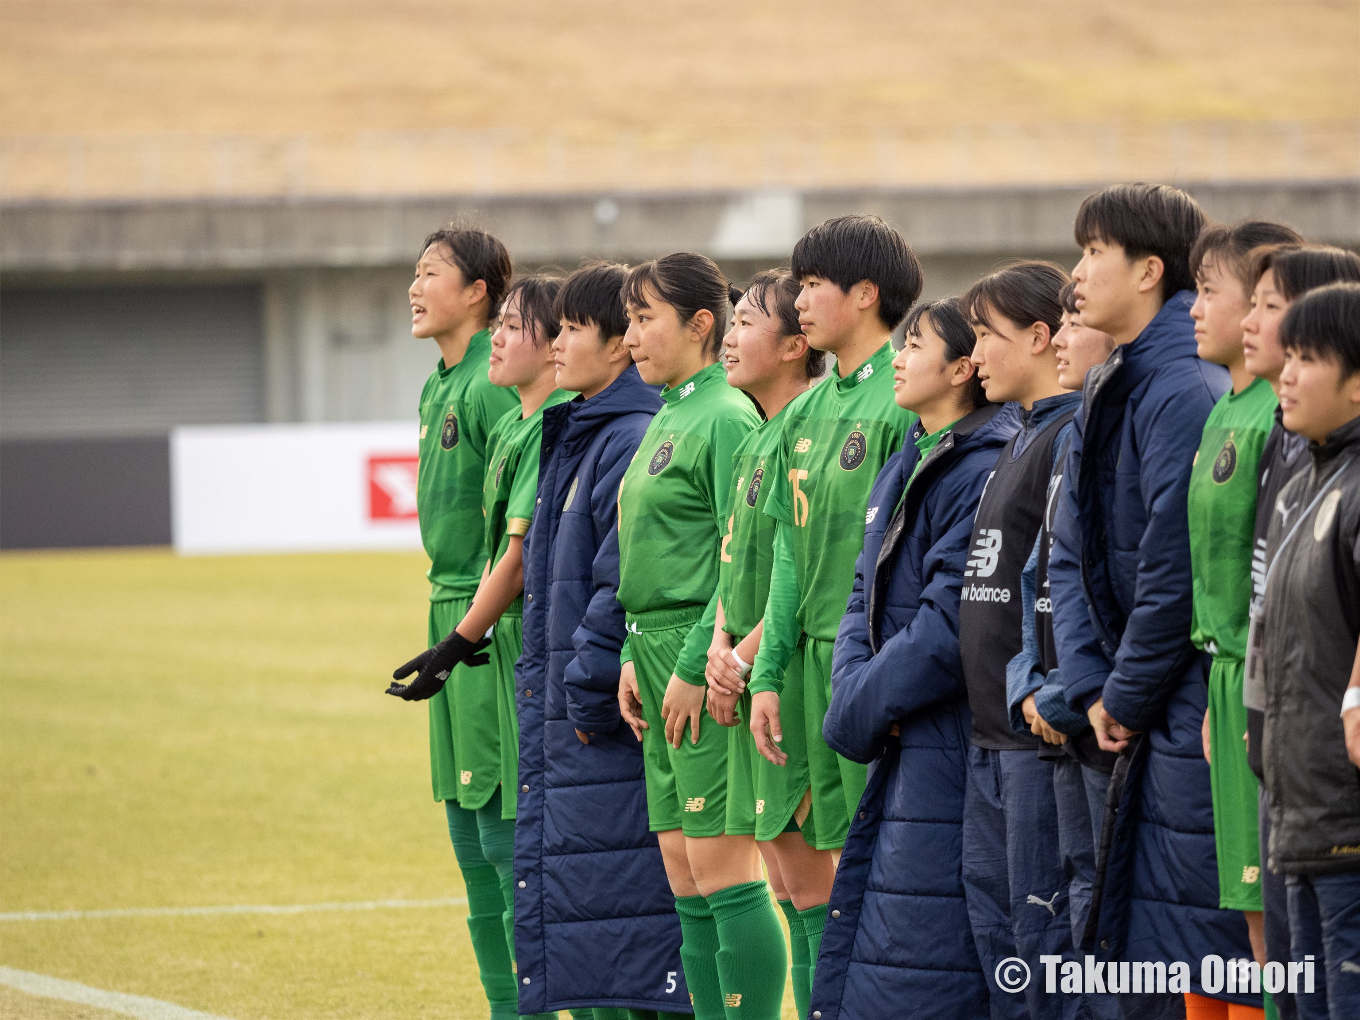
428,597,501,811
796,636,867,851
1208,655,1264,911
749,645,813,842
629,607,729,837
725,690,757,836
492,605,523,821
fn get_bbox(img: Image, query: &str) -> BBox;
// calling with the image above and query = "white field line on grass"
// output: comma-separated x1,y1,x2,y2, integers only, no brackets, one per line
0,896,468,922
0,966,233,1020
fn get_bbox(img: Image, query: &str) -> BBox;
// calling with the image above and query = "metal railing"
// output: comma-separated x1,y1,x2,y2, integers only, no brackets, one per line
2,120,1357,202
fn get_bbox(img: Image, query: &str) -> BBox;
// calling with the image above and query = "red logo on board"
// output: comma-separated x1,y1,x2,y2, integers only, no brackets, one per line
368,455,419,520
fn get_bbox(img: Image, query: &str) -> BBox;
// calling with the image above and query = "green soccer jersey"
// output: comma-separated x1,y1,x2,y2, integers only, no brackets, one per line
749,342,914,694
482,390,572,575
717,409,789,639
417,330,521,602
1189,376,1278,659
617,362,762,679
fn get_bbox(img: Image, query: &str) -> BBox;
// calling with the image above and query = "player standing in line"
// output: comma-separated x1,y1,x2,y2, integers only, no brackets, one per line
1004,281,1118,963
389,273,572,1020
613,254,764,1020
1047,184,1257,1018
704,270,827,1020
386,226,521,1020
513,261,683,1019
1239,244,1360,1020
1183,221,1303,1020
814,299,1016,1020
1263,282,1360,1020
954,261,1090,1020
745,215,922,997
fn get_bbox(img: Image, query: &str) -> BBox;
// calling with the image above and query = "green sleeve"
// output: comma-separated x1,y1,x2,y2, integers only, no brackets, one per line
504,417,542,539
673,407,757,685
620,635,633,667
747,521,799,697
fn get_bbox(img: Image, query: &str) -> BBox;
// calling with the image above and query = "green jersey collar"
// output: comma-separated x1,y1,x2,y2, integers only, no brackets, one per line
836,341,894,394
660,362,725,404
437,328,493,377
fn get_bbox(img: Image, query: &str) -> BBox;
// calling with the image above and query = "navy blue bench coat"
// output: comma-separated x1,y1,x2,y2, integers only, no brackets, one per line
813,402,1019,1020
512,366,690,1015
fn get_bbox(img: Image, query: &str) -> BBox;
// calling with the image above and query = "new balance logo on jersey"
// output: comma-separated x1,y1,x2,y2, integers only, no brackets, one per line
684,797,706,812
677,382,696,399
755,799,765,814
460,770,472,785
965,529,1002,577
961,583,1011,603
865,506,879,525
420,425,429,439
855,361,874,383
1242,866,1260,885
725,994,743,1008
794,438,812,454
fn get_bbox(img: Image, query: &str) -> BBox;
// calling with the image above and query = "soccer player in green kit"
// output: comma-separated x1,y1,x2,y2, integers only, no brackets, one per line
745,215,923,993
1185,220,1302,992
385,226,522,1020
612,253,768,1020
392,273,571,1020
704,270,829,1020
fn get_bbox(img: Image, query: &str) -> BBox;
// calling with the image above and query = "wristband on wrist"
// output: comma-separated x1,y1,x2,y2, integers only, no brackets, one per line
730,649,753,678
1341,687,1360,716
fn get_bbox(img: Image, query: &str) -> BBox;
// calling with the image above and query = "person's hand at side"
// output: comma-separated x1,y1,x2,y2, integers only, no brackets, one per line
1023,693,1068,745
618,662,648,742
662,674,705,748
1088,697,1137,753
387,632,491,701
750,691,787,766
1201,707,1212,764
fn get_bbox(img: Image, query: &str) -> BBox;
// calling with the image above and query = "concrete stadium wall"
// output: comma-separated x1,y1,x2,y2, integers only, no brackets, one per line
3,180,1357,548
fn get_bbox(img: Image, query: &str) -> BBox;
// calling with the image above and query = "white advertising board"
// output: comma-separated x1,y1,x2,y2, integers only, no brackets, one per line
171,422,423,555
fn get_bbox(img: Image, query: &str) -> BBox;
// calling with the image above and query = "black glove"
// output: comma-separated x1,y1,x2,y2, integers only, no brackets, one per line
386,631,492,701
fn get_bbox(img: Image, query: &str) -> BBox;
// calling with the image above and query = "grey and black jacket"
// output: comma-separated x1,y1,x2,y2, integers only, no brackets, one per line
1262,414,1360,876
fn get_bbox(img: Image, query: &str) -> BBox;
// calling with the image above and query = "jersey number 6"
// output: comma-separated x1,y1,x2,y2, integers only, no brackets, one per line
789,469,810,527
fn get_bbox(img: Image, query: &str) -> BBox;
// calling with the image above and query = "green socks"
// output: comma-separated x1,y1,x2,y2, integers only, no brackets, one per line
779,899,810,1020
462,862,518,1019
707,881,788,1020
797,902,828,997
675,894,725,1020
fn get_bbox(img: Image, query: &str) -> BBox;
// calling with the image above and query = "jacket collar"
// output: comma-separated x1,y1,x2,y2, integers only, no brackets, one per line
1081,290,1198,409
1311,414,1360,467
552,365,661,442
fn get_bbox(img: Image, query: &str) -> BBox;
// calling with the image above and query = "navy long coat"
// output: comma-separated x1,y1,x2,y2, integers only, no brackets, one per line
813,403,1019,1020
512,366,690,1015
1048,292,1258,1006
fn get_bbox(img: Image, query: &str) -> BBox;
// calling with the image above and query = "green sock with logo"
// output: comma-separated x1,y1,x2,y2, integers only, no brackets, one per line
797,902,828,998
674,893,725,1020
707,881,787,1019
778,899,810,1020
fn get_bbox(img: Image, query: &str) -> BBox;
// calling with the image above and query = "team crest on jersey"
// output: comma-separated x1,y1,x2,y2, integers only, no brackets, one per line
648,441,674,475
746,468,764,507
1212,438,1237,484
441,411,459,450
563,476,580,512
839,430,867,470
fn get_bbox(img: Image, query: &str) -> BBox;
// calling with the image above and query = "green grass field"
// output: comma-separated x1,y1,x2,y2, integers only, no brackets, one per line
0,549,798,1019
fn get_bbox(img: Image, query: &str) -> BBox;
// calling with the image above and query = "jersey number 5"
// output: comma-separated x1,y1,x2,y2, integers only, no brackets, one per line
788,469,810,527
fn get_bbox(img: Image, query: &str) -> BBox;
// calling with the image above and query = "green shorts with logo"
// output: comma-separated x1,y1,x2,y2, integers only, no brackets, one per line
1208,655,1264,911
629,607,730,837
428,596,501,811
492,605,523,821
